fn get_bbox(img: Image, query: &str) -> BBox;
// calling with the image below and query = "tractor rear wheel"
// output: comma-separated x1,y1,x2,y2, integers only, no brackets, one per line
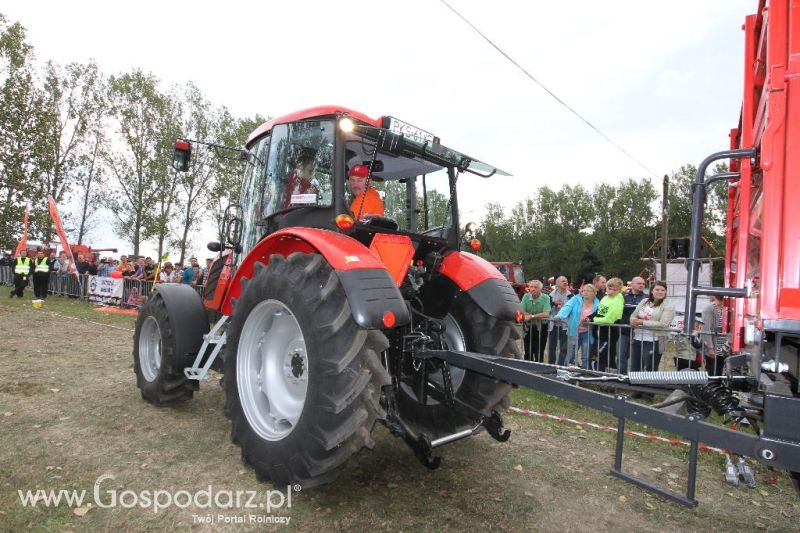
224,252,390,487
397,293,521,439
133,294,198,403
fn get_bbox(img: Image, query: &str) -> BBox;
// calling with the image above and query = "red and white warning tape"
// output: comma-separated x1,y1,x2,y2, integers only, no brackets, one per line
508,406,727,456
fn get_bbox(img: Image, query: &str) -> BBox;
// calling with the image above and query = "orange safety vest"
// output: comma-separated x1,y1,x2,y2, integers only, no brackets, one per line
350,188,385,219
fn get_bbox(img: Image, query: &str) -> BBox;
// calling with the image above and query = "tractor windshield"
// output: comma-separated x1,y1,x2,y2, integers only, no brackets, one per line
239,121,335,253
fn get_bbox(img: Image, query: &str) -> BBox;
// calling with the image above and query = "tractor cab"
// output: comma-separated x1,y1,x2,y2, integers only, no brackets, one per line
230,107,510,260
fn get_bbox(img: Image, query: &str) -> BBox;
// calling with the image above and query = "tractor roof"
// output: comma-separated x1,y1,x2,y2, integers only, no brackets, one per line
247,105,383,145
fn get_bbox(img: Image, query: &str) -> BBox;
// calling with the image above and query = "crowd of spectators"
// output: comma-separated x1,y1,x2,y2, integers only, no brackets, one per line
519,273,725,378
1,248,213,288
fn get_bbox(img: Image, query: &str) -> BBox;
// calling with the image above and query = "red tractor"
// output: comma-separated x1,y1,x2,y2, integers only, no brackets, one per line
490,261,526,299
134,107,522,486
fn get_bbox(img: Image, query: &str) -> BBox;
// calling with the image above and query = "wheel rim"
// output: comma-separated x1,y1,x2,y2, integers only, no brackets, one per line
139,316,162,382
237,299,309,441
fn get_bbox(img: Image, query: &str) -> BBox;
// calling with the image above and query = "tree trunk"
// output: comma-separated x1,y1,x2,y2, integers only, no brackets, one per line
77,139,100,245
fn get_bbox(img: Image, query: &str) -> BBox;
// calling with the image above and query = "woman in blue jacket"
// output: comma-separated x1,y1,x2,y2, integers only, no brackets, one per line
554,284,600,368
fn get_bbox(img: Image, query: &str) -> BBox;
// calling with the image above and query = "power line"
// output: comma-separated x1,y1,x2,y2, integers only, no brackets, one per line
438,0,659,179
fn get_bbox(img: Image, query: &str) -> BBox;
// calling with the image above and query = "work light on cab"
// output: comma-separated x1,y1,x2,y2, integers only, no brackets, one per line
338,117,355,133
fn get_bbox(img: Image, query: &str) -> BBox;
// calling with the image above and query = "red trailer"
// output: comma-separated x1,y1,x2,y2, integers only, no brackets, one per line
724,0,800,355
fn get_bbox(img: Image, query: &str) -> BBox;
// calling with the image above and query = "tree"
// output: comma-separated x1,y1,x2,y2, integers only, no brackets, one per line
103,69,175,257
70,128,107,244
171,82,218,263
207,111,265,244
35,60,105,241
0,15,40,249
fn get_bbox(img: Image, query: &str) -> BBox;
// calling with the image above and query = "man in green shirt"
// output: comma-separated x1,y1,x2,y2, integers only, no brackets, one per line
520,280,551,361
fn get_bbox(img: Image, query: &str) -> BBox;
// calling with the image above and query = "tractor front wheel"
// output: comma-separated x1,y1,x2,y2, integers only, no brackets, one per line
133,294,198,403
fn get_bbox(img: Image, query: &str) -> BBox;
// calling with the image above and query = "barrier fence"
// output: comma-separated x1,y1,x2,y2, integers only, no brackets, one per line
1,266,205,308
521,317,727,377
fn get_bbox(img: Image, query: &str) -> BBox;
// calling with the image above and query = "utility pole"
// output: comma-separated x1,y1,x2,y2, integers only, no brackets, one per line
661,174,669,282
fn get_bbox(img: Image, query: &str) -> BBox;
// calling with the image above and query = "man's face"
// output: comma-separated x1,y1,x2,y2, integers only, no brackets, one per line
298,161,316,179
120,256,128,263
631,277,646,294
190,258,198,267
595,276,607,290
557,276,568,290
349,175,368,196
78,254,85,262
49,253,55,260
37,251,44,258
528,282,542,298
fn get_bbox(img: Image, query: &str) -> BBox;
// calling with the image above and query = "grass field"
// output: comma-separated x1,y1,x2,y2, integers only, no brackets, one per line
1,291,797,531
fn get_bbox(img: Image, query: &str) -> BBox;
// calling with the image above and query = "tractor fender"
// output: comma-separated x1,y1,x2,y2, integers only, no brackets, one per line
438,251,520,321
152,283,210,368
222,227,410,329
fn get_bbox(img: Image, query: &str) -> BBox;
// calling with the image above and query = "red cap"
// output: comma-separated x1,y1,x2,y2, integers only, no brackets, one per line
348,164,369,179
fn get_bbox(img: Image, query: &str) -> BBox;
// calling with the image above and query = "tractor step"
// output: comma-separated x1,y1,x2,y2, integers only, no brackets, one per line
184,315,229,380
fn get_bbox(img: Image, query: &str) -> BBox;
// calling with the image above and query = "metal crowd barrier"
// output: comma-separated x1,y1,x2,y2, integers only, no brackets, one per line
521,317,728,377
0,265,13,286
1,267,205,307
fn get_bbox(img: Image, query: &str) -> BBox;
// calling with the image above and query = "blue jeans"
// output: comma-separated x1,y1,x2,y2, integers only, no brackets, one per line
548,325,568,365
630,340,658,372
560,332,591,367
618,333,631,374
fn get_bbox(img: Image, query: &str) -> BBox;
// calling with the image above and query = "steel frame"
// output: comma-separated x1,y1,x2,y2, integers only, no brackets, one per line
417,348,800,506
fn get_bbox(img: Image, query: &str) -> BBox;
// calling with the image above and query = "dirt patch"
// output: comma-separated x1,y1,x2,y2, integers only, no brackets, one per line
1,295,798,531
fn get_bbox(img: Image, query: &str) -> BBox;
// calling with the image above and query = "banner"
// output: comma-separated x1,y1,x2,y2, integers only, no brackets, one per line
47,196,79,277
87,275,124,305
14,205,29,255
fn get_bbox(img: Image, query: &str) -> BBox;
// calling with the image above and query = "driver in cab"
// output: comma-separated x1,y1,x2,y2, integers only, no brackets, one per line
348,164,384,220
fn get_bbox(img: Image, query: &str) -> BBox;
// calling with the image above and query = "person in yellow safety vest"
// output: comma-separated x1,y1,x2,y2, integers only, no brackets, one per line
10,249,32,298
33,248,51,300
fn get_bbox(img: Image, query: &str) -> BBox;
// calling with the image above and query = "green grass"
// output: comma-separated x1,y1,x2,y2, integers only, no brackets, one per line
2,286,137,330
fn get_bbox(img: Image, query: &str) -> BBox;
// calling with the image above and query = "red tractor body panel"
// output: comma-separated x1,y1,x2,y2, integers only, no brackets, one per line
218,227,388,316
439,251,507,292
203,250,234,312
727,0,800,349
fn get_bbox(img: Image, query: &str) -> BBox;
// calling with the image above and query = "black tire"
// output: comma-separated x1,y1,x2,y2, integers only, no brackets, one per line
397,293,521,439
224,252,390,487
133,294,198,403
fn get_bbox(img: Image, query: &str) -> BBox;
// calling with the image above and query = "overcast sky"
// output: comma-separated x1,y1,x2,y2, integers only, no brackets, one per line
3,0,755,258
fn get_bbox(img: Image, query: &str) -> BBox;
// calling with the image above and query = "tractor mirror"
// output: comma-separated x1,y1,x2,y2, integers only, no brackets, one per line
226,218,242,248
206,241,222,252
172,140,192,172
